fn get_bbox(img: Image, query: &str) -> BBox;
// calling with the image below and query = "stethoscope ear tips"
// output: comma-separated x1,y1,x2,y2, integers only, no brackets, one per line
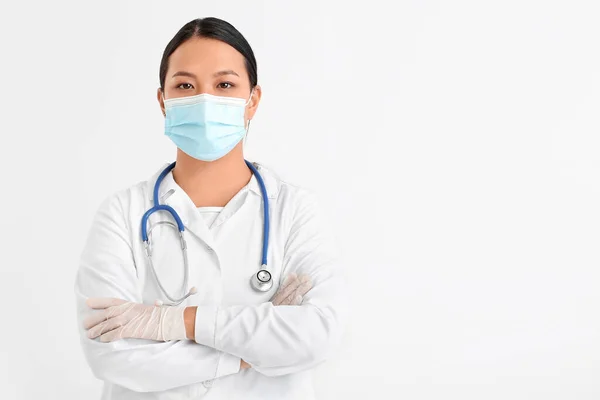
154,287,197,307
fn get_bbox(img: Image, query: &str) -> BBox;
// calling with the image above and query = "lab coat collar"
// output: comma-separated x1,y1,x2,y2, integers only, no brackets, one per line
144,166,212,245
246,162,280,200
145,160,280,204
143,161,279,244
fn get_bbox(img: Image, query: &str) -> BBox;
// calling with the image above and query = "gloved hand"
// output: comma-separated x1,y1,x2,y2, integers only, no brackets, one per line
270,273,312,306
84,273,313,343
84,297,186,343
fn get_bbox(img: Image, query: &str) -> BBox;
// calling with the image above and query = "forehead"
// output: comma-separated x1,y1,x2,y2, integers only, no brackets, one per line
167,37,247,76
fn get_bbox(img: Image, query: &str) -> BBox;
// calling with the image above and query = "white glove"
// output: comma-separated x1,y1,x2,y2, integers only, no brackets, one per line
84,274,312,343
270,273,312,306
84,297,186,343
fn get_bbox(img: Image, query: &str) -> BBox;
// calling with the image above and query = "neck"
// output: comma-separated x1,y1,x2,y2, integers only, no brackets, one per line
172,147,252,207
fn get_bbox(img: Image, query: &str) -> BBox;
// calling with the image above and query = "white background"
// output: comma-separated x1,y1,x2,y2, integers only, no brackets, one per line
0,0,599,399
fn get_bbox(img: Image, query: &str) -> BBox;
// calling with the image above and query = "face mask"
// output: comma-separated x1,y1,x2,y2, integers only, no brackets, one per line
163,92,252,161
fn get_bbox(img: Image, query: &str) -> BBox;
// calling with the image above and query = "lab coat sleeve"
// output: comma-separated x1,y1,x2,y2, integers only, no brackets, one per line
74,193,241,393
194,189,348,377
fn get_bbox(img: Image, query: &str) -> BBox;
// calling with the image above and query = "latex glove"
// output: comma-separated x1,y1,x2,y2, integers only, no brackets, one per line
270,273,312,306
84,297,186,343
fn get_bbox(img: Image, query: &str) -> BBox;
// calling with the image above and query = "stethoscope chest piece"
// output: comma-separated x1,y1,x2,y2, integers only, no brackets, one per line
250,267,273,292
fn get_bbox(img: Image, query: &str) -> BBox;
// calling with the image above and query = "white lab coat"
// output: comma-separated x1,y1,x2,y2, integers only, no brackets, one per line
74,162,347,400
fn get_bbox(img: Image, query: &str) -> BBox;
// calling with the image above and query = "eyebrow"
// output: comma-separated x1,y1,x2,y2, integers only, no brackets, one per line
171,70,240,79
213,69,239,78
171,71,197,79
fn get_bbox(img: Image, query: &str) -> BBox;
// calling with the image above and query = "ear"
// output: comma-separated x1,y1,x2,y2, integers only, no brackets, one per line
245,85,262,123
157,88,165,117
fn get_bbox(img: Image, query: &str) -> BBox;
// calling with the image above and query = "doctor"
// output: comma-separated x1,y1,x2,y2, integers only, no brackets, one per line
74,16,346,400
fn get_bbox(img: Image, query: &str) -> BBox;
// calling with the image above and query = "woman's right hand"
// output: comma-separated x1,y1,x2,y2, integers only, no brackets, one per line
270,273,313,306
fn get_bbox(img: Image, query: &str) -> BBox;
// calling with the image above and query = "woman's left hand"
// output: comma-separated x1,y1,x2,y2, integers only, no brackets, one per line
85,273,313,343
84,297,187,343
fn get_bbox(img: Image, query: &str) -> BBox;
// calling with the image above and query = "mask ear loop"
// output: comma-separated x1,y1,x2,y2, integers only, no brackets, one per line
245,88,255,106
243,88,255,143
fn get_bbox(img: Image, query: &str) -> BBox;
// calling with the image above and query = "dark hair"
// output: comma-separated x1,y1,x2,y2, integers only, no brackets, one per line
159,17,258,90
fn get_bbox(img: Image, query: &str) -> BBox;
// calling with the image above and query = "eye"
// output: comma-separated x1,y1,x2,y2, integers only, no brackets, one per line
217,82,234,89
177,83,194,90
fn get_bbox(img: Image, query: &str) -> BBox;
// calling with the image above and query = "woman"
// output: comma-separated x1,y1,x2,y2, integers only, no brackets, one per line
74,17,346,400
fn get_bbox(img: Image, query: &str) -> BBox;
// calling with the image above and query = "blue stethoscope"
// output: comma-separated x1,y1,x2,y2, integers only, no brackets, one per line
141,160,272,306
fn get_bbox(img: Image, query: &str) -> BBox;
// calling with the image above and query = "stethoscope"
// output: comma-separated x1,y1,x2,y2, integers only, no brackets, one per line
141,160,272,306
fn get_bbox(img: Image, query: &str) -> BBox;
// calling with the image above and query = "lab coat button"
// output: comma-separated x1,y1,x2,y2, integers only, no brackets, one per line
203,379,213,388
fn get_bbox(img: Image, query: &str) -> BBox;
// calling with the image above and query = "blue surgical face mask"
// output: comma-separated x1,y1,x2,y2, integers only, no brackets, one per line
163,92,252,161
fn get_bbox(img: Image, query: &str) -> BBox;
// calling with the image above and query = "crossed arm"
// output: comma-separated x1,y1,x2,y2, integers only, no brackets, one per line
75,191,346,392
